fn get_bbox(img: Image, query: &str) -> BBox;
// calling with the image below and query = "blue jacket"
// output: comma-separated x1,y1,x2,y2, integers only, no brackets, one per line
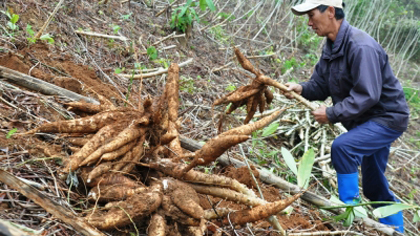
300,20,409,131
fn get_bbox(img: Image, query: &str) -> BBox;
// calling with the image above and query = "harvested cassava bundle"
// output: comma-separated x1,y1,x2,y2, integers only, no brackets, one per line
214,47,317,125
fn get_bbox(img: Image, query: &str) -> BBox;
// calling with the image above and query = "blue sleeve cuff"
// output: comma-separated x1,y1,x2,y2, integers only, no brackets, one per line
326,106,338,124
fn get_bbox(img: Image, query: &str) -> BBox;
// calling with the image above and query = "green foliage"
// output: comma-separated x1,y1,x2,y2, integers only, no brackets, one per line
26,25,55,44
280,147,298,176
39,34,55,44
6,128,18,139
170,0,216,33
373,203,419,221
1,10,19,31
329,195,368,227
199,0,216,11
218,12,235,22
295,17,322,52
170,0,199,33
280,147,315,188
281,57,305,74
297,148,315,188
147,46,158,60
225,84,236,92
180,76,195,94
114,67,125,74
261,122,279,137
111,24,121,34
121,12,133,21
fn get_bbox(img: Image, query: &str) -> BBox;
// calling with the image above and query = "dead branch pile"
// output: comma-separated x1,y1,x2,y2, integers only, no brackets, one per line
25,63,301,235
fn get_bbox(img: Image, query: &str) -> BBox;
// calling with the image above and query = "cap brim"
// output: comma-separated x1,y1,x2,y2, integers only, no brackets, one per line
291,2,320,16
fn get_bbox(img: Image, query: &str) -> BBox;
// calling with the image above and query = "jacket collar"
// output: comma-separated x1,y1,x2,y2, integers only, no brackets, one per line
321,19,350,60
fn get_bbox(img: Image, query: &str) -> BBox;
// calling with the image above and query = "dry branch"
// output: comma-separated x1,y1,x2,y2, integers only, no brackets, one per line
0,170,105,236
120,58,193,79
74,30,129,41
0,65,99,104
34,0,65,39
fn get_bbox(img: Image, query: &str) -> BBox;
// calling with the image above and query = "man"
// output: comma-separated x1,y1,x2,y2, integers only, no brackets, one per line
286,0,409,233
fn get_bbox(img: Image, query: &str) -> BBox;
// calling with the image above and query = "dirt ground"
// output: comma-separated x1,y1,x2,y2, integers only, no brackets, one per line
0,0,419,236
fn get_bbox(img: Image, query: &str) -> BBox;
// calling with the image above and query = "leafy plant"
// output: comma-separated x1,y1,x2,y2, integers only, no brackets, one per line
1,10,19,31
280,147,315,188
6,128,18,139
373,203,420,222
180,76,195,94
26,24,55,44
111,24,121,34
147,46,158,60
170,0,216,33
40,34,55,44
170,0,199,33
225,84,236,92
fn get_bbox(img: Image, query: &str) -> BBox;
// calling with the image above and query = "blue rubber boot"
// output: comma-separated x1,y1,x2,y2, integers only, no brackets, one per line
337,172,360,205
379,211,404,233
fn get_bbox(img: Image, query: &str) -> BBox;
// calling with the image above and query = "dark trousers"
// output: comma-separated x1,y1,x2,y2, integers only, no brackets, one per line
331,121,403,203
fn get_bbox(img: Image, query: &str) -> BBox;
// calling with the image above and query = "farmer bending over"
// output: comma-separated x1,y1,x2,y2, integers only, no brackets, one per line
285,0,409,233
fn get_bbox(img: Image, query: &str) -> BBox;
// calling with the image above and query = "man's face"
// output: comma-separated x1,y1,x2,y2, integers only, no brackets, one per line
307,8,331,37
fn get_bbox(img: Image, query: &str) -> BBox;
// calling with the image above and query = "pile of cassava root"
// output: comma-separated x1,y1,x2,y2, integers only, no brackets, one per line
25,54,303,235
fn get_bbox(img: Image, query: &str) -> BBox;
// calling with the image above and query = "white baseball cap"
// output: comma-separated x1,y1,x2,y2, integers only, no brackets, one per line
291,0,343,15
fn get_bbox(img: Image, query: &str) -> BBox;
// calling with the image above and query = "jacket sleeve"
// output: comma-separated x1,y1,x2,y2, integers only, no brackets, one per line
299,62,330,101
326,46,383,124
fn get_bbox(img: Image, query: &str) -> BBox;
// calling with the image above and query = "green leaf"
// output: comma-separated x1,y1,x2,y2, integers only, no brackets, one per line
413,210,420,223
146,46,158,60
354,206,368,218
26,24,35,36
10,14,19,24
297,148,315,188
280,147,298,176
199,0,207,11
114,68,123,74
206,0,216,11
373,203,415,218
262,122,279,137
343,207,355,227
6,128,18,139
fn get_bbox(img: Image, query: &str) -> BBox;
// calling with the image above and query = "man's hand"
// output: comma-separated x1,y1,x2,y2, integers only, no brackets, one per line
312,105,329,124
283,83,303,99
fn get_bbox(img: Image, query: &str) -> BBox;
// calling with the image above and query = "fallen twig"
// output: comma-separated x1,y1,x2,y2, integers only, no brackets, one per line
0,170,105,236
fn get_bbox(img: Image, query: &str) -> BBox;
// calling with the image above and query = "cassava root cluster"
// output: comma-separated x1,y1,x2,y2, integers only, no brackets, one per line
26,61,301,235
